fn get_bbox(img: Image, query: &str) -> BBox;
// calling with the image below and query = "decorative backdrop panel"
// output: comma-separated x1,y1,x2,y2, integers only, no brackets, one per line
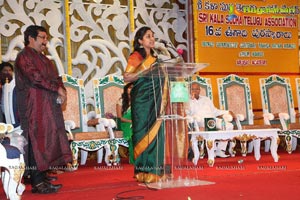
0,0,189,100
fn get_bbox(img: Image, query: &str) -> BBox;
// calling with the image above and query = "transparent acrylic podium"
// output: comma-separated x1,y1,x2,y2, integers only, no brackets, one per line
139,62,209,78
138,62,215,189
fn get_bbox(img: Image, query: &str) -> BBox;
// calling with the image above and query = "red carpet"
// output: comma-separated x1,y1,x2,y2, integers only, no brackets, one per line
1,149,300,200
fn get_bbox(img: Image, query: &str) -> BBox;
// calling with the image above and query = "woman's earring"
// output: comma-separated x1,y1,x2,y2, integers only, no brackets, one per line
139,45,144,49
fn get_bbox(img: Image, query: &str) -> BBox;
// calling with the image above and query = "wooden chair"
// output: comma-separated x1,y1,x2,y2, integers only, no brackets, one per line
61,74,116,169
92,75,128,163
217,74,274,156
189,75,213,100
218,74,254,128
93,75,124,120
260,74,298,153
0,123,25,200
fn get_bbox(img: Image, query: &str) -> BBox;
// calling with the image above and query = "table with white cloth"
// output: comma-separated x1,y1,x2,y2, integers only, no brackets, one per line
189,129,280,167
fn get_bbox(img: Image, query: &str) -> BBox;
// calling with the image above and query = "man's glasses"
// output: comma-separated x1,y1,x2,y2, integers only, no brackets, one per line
37,35,48,40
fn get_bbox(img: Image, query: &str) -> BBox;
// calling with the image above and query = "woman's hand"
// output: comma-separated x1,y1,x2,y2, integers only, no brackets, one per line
123,72,139,83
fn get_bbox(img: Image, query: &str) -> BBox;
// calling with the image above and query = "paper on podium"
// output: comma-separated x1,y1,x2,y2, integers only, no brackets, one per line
139,62,209,78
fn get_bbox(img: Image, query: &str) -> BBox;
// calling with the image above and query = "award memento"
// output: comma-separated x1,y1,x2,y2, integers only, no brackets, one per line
205,118,217,131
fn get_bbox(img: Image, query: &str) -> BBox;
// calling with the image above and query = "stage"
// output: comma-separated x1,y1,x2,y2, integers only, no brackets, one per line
1,148,300,200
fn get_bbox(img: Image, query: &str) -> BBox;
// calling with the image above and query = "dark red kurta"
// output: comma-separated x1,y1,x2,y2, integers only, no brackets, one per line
15,46,72,171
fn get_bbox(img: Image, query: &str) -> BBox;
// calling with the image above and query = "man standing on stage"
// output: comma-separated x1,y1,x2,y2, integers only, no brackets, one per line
15,25,72,194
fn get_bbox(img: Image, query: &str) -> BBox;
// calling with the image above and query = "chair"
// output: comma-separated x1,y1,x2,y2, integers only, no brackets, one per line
187,75,235,161
61,74,116,169
1,79,20,128
294,78,300,122
92,75,129,161
217,74,273,156
187,75,213,127
186,75,213,160
188,75,213,100
93,75,124,120
260,74,298,152
187,75,214,132
0,123,25,200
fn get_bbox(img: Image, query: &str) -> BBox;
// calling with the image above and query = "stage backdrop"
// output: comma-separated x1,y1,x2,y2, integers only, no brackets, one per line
193,0,299,73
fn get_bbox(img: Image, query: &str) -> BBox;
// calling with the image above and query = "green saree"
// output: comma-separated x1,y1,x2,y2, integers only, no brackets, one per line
120,108,134,164
125,52,167,181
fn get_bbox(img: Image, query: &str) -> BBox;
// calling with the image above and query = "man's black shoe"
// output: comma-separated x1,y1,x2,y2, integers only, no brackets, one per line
187,147,194,161
23,175,31,184
45,181,62,190
31,182,58,194
45,175,58,182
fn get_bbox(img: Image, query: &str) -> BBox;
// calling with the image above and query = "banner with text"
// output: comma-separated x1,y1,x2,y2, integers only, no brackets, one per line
194,0,299,73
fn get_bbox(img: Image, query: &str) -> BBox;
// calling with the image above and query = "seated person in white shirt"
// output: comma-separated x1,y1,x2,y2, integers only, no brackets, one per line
186,82,235,158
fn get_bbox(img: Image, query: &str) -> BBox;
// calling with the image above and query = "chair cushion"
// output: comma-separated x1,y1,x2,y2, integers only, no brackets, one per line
114,131,124,138
289,123,300,129
2,144,21,159
73,131,110,141
241,124,272,129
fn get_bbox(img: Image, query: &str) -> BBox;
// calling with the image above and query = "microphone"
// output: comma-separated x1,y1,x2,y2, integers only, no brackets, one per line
156,39,177,52
156,38,184,62
157,39,169,46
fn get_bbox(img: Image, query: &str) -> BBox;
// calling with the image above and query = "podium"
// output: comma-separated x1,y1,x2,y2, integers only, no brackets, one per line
139,62,209,78
138,62,215,189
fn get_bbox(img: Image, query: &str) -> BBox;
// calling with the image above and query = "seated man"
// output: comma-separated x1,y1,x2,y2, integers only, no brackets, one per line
186,82,234,158
0,62,14,81
0,62,14,122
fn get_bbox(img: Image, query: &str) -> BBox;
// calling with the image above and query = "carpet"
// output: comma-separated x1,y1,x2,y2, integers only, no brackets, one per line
1,149,300,200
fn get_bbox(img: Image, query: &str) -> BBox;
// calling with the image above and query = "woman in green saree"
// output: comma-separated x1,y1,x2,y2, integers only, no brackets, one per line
123,27,168,183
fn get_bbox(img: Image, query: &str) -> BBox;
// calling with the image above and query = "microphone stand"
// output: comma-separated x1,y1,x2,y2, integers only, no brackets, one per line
157,39,184,63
